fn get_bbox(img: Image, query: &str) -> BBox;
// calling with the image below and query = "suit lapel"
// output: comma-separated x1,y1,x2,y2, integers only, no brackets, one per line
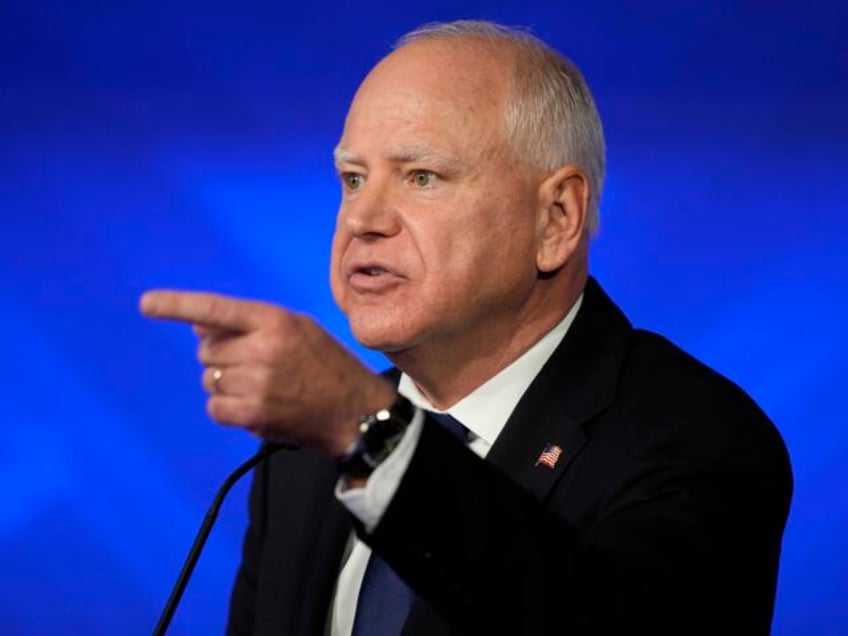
486,277,632,501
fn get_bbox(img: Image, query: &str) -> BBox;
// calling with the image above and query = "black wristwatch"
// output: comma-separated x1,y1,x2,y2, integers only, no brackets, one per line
337,394,417,478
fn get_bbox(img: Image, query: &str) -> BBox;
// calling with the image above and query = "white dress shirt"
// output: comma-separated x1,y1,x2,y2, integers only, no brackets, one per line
330,295,583,636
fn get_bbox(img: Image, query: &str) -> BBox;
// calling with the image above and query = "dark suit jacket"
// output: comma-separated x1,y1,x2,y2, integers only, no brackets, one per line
227,278,792,635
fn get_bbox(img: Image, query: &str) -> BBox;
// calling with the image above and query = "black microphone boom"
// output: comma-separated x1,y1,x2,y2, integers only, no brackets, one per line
152,443,290,635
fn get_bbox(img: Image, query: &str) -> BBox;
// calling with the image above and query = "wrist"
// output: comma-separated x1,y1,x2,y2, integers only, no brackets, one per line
337,393,416,479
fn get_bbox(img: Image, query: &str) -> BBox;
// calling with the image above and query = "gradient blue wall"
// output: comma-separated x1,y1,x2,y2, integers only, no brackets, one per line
1,1,845,633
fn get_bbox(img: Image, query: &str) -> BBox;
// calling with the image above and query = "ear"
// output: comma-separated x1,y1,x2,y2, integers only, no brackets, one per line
535,164,590,273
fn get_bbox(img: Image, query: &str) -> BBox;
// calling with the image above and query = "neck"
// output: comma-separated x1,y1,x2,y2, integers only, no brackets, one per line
387,269,586,410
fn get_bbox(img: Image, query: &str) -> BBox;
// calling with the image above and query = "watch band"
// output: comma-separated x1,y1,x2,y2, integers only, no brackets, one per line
337,394,416,478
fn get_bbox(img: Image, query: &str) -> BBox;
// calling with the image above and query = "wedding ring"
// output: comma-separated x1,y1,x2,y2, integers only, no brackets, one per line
211,366,224,394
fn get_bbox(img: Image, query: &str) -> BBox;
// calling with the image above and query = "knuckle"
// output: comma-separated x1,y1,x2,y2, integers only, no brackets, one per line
208,397,259,430
197,339,213,363
258,330,288,363
253,366,274,396
288,310,311,334
242,402,270,432
206,397,225,422
209,296,232,326
246,333,274,362
272,306,303,333
265,311,290,337
296,311,315,328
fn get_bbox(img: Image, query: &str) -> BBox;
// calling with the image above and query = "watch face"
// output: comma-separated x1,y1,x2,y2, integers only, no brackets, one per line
339,395,415,477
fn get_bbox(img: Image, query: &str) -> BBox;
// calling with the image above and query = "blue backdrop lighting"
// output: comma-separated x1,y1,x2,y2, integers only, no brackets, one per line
1,1,845,633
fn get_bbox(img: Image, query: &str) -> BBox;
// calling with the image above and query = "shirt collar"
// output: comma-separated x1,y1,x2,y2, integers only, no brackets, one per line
399,293,583,447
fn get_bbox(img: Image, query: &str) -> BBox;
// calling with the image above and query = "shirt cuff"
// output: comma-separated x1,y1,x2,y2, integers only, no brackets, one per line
335,406,425,533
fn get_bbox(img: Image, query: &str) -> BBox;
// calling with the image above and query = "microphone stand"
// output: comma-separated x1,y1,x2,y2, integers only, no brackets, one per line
152,443,289,635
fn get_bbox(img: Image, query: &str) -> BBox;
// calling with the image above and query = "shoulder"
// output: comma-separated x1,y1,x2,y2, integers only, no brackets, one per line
609,328,790,475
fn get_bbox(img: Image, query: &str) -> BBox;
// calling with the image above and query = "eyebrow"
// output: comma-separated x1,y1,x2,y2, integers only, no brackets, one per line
333,144,464,175
333,146,362,167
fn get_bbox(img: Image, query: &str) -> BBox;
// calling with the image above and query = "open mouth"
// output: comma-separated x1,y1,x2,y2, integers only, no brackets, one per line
346,262,404,291
345,258,404,287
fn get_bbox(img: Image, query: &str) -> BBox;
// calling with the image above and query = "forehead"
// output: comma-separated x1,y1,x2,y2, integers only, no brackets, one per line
339,39,514,161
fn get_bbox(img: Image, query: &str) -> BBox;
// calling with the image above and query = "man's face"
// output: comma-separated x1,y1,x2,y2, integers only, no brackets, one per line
330,40,545,356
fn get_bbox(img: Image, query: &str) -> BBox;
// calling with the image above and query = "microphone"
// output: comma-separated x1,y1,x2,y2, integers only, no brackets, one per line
152,443,291,635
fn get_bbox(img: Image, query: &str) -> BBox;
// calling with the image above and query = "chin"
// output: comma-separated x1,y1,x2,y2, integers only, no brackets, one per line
350,326,405,352
347,312,415,353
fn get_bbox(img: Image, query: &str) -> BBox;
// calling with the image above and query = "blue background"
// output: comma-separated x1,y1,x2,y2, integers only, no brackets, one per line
1,1,845,633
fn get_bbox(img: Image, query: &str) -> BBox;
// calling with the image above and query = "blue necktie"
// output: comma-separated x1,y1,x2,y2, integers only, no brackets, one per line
351,411,470,636
430,412,472,442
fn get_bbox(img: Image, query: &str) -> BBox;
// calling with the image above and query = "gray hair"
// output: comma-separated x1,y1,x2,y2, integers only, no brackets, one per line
396,20,606,236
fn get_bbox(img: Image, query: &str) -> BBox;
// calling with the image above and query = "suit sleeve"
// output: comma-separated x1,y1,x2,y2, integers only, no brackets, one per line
361,412,792,635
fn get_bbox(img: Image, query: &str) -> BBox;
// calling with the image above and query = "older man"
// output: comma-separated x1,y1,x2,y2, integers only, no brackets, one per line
142,21,791,635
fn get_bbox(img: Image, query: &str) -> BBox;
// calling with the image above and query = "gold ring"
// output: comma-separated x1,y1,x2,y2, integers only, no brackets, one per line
211,366,223,394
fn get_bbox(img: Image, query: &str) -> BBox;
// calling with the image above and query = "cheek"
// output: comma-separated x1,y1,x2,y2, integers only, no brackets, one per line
453,202,536,265
328,230,348,306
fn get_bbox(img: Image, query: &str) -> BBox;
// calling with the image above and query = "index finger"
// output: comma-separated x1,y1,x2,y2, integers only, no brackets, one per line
140,290,269,332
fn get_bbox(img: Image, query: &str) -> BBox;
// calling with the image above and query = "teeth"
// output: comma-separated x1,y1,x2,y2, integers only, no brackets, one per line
365,267,383,276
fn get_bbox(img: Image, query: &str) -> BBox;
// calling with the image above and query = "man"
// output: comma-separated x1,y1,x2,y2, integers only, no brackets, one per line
142,21,792,635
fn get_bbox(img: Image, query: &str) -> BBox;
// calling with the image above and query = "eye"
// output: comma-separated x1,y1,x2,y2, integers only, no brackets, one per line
410,170,437,188
341,172,365,191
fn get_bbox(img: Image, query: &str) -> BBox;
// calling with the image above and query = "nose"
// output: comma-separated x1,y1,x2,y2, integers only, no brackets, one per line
339,178,402,240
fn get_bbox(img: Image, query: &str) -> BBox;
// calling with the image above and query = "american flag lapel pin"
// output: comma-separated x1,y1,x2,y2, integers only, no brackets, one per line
536,443,563,469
